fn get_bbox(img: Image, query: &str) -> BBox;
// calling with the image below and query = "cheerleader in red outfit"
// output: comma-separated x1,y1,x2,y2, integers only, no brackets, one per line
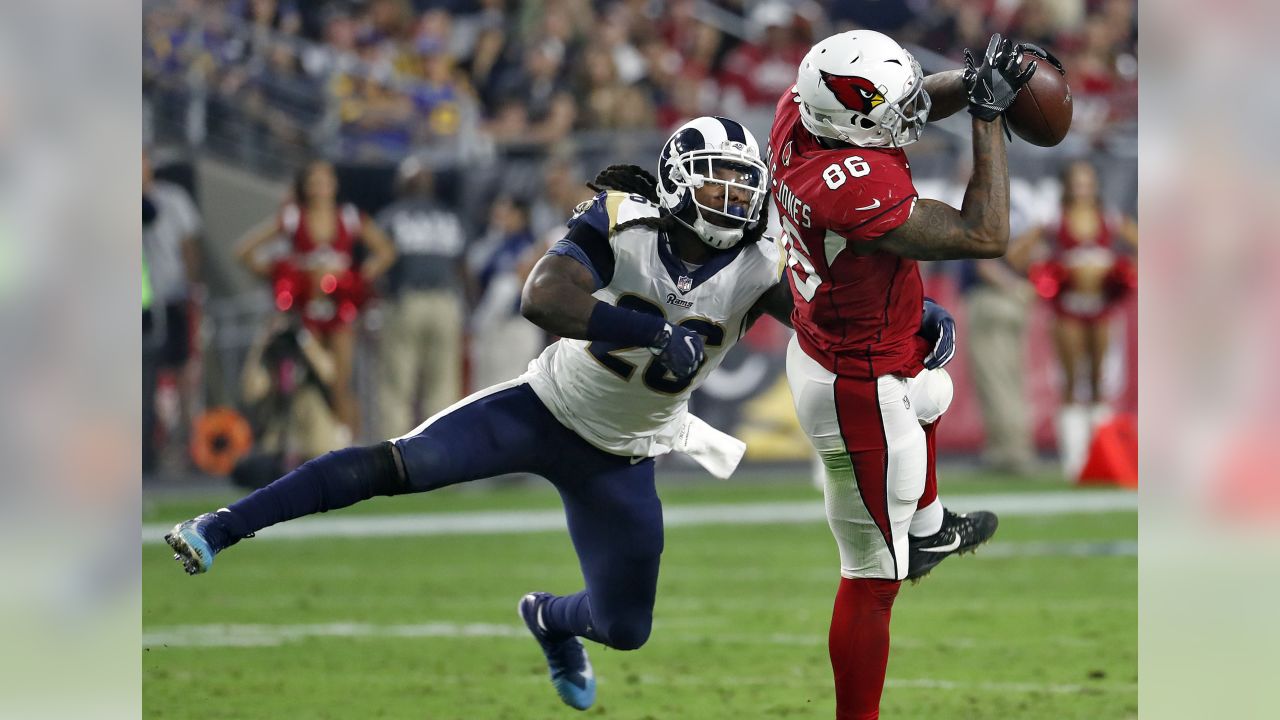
1021,160,1137,478
237,160,397,438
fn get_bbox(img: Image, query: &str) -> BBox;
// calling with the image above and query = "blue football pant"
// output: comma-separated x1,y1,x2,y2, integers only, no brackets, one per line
225,380,663,651
392,382,663,650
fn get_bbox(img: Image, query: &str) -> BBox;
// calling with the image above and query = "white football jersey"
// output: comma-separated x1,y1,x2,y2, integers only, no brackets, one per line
524,191,783,458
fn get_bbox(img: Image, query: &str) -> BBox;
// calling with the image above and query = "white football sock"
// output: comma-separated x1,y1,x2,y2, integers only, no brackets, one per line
910,498,944,537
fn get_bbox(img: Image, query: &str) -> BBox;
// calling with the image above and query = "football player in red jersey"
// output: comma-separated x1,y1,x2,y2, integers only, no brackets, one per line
766,31,1040,719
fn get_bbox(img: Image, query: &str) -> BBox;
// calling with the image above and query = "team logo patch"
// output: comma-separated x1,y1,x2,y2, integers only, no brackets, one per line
819,71,885,114
665,293,693,309
677,275,694,294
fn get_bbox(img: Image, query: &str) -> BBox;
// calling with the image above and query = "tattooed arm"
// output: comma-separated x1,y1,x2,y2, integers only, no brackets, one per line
873,118,1010,261
923,69,967,122
520,254,601,339
870,34,1033,261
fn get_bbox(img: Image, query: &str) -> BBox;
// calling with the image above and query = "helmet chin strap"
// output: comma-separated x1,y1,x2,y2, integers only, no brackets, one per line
807,108,897,148
670,207,743,250
819,117,856,146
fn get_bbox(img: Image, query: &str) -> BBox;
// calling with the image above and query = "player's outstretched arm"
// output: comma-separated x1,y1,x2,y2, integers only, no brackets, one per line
874,114,1010,260
520,253,601,339
926,41,1059,125
876,34,1034,261
923,69,967,122
874,118,1008,260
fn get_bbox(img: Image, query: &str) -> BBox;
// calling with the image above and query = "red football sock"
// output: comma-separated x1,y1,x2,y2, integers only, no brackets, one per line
830,577,901,720
918,419,939,511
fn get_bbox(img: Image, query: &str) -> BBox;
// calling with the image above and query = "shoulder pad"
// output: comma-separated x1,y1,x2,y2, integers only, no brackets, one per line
567,191,658,236
751,233,786,283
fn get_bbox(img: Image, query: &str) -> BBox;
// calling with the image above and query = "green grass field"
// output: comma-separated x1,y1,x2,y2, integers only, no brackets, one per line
143,471,1136,719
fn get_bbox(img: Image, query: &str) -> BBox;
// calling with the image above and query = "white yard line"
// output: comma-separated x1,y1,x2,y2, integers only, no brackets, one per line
143,622,524,648
634,674,1134,695
886,677,1135,695
142,491,1135,544
142,616,1128,654
977,539,1137,558
142,623,1133,695
144,532,1132,652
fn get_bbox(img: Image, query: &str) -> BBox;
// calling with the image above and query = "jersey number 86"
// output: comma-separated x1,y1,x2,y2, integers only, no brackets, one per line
780,215,822,303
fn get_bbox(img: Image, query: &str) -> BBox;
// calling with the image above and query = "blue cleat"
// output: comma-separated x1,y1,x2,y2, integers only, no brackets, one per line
165,512,232,575
519,592,596,711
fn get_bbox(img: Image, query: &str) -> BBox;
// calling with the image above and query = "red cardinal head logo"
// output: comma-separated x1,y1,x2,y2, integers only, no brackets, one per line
819,71,885,114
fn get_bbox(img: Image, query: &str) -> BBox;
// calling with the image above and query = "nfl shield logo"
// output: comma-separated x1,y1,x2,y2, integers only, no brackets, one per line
677,275,693,294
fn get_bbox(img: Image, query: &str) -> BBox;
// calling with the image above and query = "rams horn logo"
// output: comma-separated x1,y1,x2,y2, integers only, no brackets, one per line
819,71,885,114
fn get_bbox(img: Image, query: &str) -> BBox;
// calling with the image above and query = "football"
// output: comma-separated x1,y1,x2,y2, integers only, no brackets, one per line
1006,49,1073,147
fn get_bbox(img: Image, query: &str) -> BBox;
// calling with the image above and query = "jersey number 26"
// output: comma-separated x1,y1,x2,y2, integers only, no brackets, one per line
586,294,725,394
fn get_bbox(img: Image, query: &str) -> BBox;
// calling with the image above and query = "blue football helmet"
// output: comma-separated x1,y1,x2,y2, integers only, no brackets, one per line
656,116,769,250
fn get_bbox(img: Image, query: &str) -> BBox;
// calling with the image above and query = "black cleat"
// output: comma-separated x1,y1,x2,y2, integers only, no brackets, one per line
906,508,998,582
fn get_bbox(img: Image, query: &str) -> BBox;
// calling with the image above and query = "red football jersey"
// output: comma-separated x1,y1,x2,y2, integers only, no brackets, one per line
768,88,929,379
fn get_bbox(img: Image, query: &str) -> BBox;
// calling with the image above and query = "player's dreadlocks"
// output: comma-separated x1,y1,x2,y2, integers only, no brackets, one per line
587,164,660,203
586,164,682,236
587,163,771,246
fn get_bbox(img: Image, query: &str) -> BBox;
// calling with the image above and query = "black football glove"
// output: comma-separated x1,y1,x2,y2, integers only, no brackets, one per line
963,33,1037,122
650,323,705,382
918,298,957,370
1014,41,1065,77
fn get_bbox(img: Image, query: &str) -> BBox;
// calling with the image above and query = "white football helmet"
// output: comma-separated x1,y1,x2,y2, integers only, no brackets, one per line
656,116,769,250
795,30,931,148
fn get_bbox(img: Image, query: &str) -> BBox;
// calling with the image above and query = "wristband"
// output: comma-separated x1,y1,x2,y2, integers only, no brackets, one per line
586,301,668,349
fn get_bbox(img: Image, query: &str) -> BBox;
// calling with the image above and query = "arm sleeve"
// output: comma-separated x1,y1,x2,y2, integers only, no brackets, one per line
547,217,616,290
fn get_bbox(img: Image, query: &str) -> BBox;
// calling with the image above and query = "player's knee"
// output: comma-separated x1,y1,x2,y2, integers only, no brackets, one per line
598,612,652,651
885,440,927,505
345,442,409,497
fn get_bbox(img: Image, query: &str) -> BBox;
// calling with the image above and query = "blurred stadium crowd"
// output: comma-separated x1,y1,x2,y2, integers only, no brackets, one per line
145,0,1136,167
142,0,1138,485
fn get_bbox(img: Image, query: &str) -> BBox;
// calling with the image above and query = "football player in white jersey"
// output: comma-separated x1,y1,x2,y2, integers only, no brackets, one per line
164,116,959,712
